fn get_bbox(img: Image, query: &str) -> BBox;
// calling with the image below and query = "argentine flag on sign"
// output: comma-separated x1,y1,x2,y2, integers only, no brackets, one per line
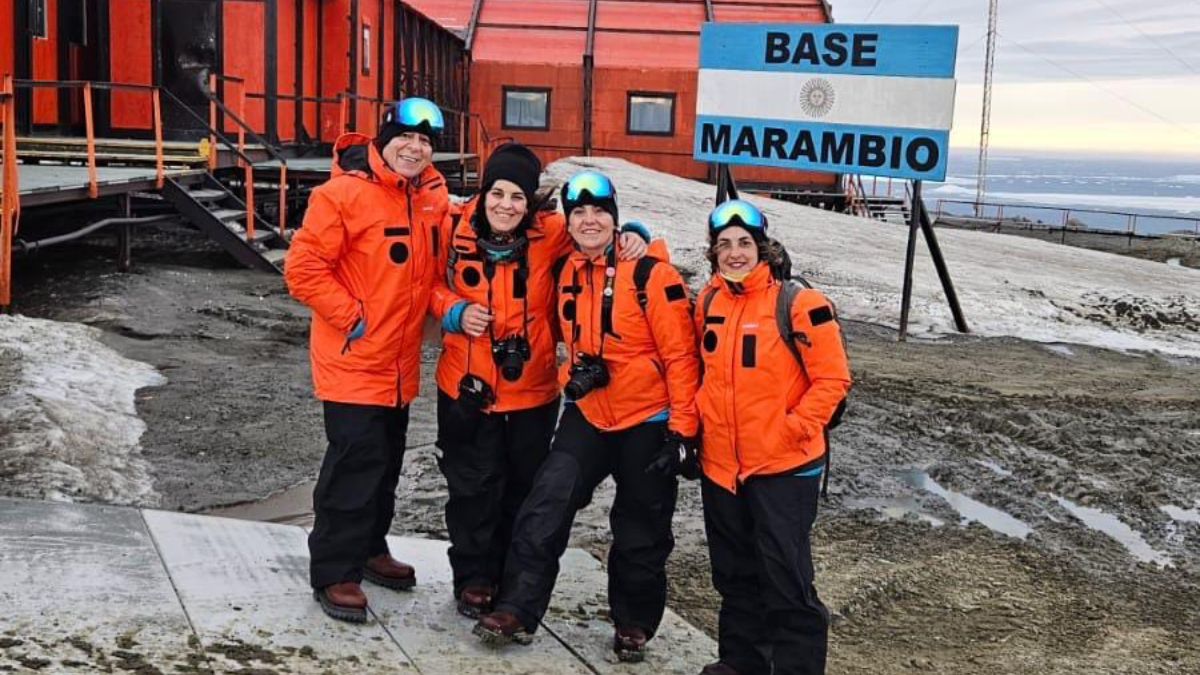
694,24,960,182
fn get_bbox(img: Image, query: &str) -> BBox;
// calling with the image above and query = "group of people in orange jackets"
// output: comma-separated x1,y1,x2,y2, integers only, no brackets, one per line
285,98,851,675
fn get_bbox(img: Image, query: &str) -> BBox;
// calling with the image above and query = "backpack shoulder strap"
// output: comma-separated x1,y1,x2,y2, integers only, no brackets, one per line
632,256,661,312
551,253,571,287
775,280,807,372
701,286,720,319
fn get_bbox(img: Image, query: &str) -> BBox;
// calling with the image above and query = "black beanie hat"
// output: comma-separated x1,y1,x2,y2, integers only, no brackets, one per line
481,143,542,202
560,171,619,225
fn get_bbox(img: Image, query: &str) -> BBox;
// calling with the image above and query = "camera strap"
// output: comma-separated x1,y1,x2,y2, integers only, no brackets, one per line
568,248,618,364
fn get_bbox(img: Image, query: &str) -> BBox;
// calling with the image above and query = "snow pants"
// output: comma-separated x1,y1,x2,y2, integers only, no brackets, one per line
701,472,829,675
309,401,409,590
494,404,677,635
436,390,560,596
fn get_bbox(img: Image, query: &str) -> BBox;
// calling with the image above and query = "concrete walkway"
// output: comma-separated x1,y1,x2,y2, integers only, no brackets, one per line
0,498,715,674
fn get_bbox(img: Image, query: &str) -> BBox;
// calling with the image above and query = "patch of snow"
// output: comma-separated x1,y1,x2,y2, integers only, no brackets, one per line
544,158,1200,358
1161,504,1200,525
0,314,165,505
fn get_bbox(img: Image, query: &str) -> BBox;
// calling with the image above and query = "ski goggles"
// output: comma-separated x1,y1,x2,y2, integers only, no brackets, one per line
708,199,767,233
384,97,445,136
562,171,616,204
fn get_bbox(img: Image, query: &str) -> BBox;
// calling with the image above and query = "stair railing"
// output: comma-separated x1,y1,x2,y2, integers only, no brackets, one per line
206,74,296,241
13,79,171,199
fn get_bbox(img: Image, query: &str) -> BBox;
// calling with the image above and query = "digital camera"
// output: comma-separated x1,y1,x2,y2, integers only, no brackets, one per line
564,352,610,401
491,335,532,382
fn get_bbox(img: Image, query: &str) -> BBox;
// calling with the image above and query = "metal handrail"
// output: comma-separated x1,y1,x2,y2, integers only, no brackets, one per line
933,197,1200,242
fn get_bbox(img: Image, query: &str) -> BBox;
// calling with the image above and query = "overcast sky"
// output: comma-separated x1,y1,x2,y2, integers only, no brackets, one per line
830,0,1200,157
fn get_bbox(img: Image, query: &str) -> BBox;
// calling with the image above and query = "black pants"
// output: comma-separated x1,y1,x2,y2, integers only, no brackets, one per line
436,390,560,596
702,472,829,675
309,401,409,590
494,404,677,636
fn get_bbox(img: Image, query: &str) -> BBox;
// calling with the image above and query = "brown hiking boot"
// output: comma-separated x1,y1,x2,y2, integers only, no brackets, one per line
614,625,649,662
456,584,495,619
364,553,416,591
698,663,742,675
473,611,533,646
313,581,368,623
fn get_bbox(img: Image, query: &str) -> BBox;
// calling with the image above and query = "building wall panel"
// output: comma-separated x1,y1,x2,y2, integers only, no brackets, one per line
470,60,583,160
320,0,350,141
109,0,153,130
277,0,297,141
1,0,14,79
31,0,59,124
223,1,266,133
302,0,319,139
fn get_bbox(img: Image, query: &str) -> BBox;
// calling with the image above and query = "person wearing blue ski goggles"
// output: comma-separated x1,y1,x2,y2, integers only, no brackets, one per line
374,97,445,180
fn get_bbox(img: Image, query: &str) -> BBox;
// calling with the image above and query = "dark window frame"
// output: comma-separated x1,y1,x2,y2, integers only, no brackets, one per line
361,21,371,76
29,0,48,39
626,90,676,137
501,86,552,131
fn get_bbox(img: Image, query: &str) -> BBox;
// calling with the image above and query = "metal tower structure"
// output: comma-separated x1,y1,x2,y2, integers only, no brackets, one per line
975,0,999,216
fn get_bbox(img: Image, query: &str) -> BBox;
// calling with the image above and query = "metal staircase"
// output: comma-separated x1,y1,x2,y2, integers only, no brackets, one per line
161,175,288,273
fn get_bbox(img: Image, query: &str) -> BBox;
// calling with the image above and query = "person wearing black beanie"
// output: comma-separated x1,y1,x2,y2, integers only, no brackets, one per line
476,143,543,237
429,149,653,622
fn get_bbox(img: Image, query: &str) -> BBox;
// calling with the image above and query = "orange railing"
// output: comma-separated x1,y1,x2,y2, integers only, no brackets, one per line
12,80,171,199
14,79,277,247
1,75,20,307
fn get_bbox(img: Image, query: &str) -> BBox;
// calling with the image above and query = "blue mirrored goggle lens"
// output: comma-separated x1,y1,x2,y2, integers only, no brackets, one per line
709,200,765,231
392,98,444,132
564,171,615,202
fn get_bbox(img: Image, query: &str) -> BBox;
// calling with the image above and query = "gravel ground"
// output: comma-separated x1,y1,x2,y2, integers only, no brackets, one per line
4,218,1198,674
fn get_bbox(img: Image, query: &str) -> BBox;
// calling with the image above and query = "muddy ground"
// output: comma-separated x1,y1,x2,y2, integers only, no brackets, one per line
5,221,1199,674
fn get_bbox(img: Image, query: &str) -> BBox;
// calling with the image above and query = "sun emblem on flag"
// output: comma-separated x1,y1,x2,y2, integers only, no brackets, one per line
799,78,836,118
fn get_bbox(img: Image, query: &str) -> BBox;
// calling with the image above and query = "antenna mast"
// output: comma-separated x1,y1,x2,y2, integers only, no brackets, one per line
976,0,999,216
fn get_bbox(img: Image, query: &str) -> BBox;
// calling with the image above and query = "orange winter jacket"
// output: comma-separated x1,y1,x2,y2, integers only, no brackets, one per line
429,198,572,412
556,240,700,436
285,133,450,407
695,263,852,493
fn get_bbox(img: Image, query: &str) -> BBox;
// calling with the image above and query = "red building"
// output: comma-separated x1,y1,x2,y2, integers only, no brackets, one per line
3,0,838,196
1,0,466,145
404,0,839,197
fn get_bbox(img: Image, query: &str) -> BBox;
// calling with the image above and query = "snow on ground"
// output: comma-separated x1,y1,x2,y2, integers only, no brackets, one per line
546,157,1200,358
0,314,165,505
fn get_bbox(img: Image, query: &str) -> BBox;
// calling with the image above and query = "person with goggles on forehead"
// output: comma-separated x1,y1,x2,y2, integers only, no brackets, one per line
474,170,701,663
285,97,451,623
693,200,851,675
427,146,650,619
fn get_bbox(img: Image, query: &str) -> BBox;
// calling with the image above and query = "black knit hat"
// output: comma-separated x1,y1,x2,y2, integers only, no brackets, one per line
481,143,542,203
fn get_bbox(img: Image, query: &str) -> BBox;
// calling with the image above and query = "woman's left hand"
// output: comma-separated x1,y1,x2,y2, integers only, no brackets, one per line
617,232,649,261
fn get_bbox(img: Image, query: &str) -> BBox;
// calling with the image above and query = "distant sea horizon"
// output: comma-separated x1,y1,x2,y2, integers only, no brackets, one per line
920,149,1200,236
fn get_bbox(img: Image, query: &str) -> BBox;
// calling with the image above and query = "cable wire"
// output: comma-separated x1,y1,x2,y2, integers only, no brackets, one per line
1090,0,1199,75
998,30,1200,143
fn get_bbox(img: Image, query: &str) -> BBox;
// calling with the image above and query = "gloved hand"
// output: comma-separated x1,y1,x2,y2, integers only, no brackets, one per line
342,317,366,354
644,431,701,480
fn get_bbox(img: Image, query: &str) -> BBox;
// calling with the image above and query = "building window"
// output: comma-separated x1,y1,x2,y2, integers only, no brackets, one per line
627,92,675,136
503,87,551,131
361,23,371,75
29,0,48,38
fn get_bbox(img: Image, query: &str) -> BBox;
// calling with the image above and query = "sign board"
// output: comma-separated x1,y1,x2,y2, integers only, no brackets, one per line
694,24,959,181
